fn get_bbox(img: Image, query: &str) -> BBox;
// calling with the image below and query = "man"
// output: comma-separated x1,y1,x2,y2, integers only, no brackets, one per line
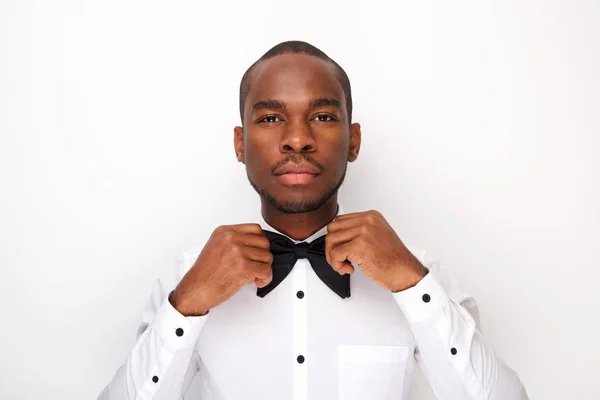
99,41,528,400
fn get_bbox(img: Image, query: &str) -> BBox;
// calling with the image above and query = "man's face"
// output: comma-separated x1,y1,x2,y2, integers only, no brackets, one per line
234,53,361,213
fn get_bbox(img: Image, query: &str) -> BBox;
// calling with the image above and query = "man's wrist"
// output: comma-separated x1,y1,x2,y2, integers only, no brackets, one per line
169,290,210,317
391,263,429,293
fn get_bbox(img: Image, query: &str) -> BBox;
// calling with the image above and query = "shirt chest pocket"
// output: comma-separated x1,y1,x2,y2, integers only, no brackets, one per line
337,344,411,400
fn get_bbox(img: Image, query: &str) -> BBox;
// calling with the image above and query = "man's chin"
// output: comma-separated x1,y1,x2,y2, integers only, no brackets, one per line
265,196,325,214
248,174,344,214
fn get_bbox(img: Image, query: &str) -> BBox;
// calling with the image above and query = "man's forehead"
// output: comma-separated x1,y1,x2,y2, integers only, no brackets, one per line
247,54,344,101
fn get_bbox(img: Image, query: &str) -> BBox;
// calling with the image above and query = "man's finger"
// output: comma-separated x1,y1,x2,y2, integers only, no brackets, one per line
325,226,362,265
242,246,274,265
228,223,264,235
247,259,273,284
234,232,272,250
327,214,365,233
255,278,270,288
332,211,365,221
327,240,357,275
337,261,355,275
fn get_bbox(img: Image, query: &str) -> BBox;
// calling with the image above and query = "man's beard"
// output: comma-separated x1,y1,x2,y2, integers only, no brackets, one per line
247,166,347,214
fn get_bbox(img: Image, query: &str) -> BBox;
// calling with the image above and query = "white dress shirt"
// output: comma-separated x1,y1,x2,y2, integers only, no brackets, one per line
98,205,528,400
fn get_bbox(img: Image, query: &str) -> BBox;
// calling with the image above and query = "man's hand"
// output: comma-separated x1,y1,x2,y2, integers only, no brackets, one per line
170,224,273,316
325,210,428,292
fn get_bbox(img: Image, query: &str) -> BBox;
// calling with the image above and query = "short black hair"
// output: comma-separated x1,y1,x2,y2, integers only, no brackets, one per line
239,40,353,123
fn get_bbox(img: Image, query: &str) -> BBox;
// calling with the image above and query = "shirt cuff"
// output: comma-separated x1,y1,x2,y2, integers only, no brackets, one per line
152,294,208,352
392,270,449,322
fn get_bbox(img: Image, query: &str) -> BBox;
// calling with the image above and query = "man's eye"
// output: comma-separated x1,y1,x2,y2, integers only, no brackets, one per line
314,115,334,122
261,116,281,123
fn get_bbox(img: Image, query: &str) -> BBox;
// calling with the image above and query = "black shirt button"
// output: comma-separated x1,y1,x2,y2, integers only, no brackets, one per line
297,355,305,364
422,293,431,303
451,347,458,355
175,328,184,337
152,375,159,383
296,290,304,299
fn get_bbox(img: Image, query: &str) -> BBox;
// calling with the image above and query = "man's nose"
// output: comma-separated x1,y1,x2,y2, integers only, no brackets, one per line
279,119,316,153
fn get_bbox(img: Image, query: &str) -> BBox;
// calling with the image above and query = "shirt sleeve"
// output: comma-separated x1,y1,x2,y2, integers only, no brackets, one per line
97,251,208,400
392,250,529,400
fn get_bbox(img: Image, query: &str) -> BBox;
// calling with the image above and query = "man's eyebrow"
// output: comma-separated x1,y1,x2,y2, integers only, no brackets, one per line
311,98,341,109
252,99,287,111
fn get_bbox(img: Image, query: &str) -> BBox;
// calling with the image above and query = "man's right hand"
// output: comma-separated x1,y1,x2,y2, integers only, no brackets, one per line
169,223,273,316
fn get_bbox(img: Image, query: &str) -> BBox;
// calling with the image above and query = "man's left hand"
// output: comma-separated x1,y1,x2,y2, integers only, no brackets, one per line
325,210,428,293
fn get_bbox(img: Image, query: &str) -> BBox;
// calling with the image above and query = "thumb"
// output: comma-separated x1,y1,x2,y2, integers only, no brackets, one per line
255,278,270,288
338,260,355,275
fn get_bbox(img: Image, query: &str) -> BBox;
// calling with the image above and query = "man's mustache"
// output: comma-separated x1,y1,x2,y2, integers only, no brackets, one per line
271,155,324,175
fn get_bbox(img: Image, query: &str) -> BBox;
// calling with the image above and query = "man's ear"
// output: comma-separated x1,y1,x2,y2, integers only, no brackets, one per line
348,122,362,162
233,126,245,163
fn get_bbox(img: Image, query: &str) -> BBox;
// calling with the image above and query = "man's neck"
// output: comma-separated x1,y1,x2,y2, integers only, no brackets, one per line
261,196,339,241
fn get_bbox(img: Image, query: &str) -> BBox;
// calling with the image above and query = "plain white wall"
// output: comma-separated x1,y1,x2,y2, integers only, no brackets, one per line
1,0,599,399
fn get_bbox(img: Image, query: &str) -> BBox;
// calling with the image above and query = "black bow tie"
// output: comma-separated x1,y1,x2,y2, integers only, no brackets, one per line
257,230,351,299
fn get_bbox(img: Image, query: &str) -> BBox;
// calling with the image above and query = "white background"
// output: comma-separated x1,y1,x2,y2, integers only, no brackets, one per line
1,1,599,399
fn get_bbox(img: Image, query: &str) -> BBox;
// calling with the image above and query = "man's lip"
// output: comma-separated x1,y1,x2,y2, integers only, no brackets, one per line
273,163,321,175
275,172,318,185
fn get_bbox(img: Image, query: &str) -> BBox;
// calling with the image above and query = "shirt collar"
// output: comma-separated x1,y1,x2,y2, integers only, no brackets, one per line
258,204,344,244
